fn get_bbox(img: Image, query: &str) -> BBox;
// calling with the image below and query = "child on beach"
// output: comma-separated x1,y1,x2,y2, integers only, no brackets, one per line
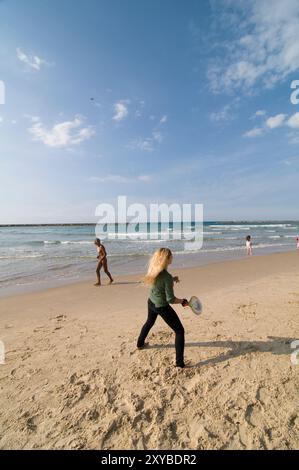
246,235,253,256
94,238,114,286
137,248,189,368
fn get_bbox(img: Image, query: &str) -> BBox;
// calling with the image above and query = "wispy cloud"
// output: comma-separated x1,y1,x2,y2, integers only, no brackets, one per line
160,115,168,124
280,155,299,166
210,105,231,123
129,131,163,152
207,0,299,93
243,127,265,138
210,97,240,123
152,131,162,143
88,174,151,183
250,109,267,120
288,132,299,144
28,115,95,148
112,100,129,122
17,48,53,71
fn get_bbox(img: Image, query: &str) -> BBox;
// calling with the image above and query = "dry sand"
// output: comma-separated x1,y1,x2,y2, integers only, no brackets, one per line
0,251,299,450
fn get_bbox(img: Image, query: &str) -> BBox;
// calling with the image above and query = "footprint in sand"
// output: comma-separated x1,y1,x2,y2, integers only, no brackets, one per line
51,314,67,322
256,386,271,406
33,326,45,333
26,416,38,432
289,413,299,429
235,303,258,319
245,403,263,427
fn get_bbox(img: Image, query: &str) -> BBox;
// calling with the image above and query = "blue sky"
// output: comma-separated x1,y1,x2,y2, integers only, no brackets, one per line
0,0,299,223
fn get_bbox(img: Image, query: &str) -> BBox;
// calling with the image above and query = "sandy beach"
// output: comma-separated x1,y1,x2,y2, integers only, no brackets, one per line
0,251,299,450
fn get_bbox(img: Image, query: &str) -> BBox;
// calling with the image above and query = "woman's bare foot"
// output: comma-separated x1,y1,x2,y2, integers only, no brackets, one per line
108,279,114,284
94,282,101,286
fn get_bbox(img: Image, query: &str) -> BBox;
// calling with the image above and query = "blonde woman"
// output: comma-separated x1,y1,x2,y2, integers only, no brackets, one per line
137,248,188,368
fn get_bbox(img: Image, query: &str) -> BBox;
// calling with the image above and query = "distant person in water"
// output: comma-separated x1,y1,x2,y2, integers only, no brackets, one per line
94,238,113,286
296,236,299,251
137,248,189,368
246,235,253,256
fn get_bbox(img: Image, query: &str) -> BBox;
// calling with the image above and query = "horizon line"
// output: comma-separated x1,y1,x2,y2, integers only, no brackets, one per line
1,220,299,227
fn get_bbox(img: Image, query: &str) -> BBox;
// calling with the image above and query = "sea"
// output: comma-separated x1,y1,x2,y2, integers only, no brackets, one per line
0,221,298,296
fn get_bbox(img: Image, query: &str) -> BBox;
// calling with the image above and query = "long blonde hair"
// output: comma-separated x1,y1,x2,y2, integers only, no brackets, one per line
144,248,172,285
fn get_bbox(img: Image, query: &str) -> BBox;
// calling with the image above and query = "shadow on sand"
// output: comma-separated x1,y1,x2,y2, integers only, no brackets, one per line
111,281,141,286
146,336,296,367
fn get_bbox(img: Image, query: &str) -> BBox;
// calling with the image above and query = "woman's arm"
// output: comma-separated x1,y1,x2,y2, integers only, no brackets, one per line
172,297,189,306
165,274,188,306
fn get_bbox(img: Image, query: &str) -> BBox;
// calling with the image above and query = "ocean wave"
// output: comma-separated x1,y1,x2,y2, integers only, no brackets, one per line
22,240,93,246
209,224,294,229
47,263,74,271
0,253,44,260
173,241,292,254
60,240,91,245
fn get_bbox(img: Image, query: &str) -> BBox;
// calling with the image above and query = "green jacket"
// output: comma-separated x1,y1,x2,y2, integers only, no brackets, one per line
149,270,175,307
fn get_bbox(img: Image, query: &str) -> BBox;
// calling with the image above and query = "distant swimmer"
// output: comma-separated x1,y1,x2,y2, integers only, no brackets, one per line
94,238,114,286
296,236,299,250
246,235,253,256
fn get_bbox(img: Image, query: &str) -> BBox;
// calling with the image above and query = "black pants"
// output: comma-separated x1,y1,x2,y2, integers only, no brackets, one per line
137,299,185,367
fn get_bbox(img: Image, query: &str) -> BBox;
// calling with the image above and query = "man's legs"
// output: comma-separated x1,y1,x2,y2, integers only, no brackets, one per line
102,258,113,283
95,261,102,285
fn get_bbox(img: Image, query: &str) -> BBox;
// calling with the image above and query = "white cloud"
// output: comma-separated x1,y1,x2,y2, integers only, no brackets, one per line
243,127,265,138
17,48,53,71
28,115,95,148
112,101,129,122
160,115,168,124
208,0,299,93
130,138,154,152
88,174,151,183
152,131,163,143
287,112,299,129
255,110,266,117
0,116,3,123
129,131,163,152
244,111,299,139
210,97,240,123
138,174,152,182
210,104,233,122
266,114,287,129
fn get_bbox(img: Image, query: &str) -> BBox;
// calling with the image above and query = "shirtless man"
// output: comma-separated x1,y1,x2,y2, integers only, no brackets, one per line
94,238,114,286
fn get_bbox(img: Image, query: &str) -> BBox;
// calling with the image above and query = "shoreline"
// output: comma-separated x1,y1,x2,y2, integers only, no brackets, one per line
0,246,298,299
